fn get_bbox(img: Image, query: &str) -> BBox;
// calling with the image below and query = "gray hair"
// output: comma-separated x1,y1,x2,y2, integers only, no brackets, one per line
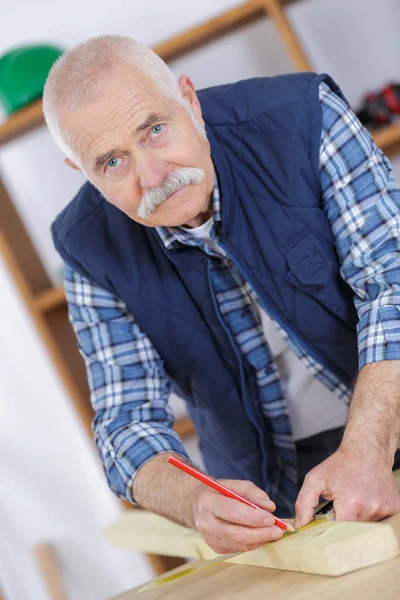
42,35,204,170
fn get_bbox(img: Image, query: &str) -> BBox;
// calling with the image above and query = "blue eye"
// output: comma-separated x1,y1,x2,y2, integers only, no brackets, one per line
107,157,120,169
151,124,163,136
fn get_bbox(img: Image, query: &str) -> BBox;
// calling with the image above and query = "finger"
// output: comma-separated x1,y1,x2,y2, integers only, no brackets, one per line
376,489,400,520
221,479,276,512
212,520,284,551
334,490,399,523
353,499,396,522
357,499,384,522
211,496,275,528
294,472,324,529
333,497,360,521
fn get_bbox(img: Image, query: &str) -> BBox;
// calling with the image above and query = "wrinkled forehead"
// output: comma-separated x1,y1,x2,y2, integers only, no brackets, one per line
60,66,173,165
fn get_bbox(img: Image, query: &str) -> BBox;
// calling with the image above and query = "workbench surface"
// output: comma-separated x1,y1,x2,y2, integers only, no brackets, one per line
109,470,400,599
111,551,400,599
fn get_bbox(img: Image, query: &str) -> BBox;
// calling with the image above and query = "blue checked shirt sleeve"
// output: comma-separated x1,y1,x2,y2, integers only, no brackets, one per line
63,263,188,503
319,82,400,368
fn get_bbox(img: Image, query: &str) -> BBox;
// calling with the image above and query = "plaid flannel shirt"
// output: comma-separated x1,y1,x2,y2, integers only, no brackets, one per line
64,82,400,505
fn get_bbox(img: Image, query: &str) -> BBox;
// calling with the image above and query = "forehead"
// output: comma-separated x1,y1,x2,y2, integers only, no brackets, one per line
62,66,173,163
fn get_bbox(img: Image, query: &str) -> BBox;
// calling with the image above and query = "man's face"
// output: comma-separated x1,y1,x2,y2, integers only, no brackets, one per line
62,66,215,227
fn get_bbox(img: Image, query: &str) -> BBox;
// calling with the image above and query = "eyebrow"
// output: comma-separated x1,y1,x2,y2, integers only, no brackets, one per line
135,111,166,133
93,112,167,173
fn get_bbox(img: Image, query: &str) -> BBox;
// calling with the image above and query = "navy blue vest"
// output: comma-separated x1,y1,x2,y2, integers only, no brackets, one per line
52,72,359,516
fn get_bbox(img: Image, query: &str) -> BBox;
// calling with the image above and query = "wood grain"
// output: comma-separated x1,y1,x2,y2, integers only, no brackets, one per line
110,554,400,600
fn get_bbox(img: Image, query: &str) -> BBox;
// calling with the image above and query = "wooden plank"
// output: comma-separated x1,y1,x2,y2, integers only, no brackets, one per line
154,0,303,62
104,511,215,560
110,555,400,600
0,1,304,146
259,0,312,71
105,471,400,577
0,178,51,295
372,122,400,158
228,518,399,575
153,0,265,62
104,509,400,575
0,99,44,146
36,286,66,312
173,416,195,439
33,543,71,600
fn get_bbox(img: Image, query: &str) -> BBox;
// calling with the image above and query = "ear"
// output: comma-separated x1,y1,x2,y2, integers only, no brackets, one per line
178,74,203,120
64,157,82,172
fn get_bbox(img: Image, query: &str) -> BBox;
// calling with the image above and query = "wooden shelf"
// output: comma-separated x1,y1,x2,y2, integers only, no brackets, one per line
0,98,45,146
371,121,400,158
0,0,399,157
154,0,265,63
35,285,66,311
174,416,195,439
154,0,306,64
0,0,309,148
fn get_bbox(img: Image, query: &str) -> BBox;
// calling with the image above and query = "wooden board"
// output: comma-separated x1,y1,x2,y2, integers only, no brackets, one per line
104,471,400,577
228,517,399,576
110,554,400,600
104,510,216,560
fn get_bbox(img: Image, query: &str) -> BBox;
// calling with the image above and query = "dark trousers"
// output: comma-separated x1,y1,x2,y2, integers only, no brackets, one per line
295,427,400,493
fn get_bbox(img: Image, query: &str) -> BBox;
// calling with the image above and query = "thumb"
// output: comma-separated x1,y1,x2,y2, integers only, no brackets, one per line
293,474,323,529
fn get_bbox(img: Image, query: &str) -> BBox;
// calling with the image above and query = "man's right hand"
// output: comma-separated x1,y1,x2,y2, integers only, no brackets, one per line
192,478,284,553
133,453,283,554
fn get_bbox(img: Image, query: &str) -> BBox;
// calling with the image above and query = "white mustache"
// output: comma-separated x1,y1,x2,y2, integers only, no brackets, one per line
137,167,205,219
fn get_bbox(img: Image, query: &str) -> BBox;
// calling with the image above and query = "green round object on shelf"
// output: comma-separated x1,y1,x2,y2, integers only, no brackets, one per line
0,44,64,115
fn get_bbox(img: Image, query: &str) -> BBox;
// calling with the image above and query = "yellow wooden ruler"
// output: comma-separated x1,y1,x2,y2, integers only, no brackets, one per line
135,552,241,594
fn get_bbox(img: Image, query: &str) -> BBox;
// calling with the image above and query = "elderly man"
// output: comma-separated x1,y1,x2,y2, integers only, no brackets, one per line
44,35,400,554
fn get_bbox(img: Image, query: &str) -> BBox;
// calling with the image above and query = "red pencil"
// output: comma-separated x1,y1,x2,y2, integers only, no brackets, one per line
168,455,296,533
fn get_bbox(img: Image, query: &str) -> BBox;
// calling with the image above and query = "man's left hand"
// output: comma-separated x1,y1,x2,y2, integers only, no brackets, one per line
293,445,400,529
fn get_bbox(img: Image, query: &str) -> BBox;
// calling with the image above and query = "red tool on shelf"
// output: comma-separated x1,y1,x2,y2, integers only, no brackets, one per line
357,83,400,127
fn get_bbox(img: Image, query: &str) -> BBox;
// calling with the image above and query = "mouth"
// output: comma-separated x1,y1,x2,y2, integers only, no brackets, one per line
165,187,183,201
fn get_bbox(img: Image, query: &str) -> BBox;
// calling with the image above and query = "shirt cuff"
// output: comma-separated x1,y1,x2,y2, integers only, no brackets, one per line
358,305,400,369
99,423,189,505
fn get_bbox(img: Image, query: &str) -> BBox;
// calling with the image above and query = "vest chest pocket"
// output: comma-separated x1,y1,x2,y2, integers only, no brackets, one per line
283,228,357,329
283,228,334,286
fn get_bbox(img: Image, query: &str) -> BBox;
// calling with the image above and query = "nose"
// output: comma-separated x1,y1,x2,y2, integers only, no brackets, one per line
136,152,169,189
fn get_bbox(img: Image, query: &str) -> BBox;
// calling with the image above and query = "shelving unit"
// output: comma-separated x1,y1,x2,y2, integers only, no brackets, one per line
1,0,399,576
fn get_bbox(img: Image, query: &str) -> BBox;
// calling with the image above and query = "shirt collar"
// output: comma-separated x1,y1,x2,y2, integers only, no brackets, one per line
156,169,221,250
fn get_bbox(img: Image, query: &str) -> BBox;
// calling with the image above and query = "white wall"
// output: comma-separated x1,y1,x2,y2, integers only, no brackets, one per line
1,1,399,598
0,257,155,600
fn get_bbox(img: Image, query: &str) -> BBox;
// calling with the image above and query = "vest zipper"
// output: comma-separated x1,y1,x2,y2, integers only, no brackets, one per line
206,260,262,431
217,240,349,385
206,257,281,492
